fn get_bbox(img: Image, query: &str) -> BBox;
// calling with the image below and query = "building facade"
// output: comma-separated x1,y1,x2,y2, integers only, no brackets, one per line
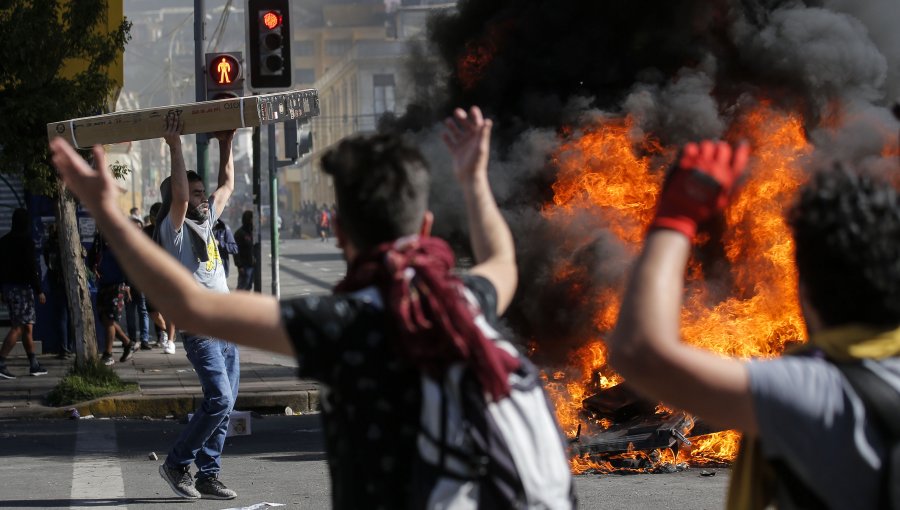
290,1,456,211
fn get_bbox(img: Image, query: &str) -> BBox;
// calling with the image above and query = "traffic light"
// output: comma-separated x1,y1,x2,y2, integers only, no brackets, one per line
284,119,313,161
205,52,244,100
247,0,292,91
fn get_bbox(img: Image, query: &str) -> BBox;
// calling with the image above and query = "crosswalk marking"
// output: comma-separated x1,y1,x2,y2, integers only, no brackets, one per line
70,420,127,509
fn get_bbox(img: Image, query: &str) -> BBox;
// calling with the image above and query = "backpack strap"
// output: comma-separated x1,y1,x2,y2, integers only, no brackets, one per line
835,362,900,510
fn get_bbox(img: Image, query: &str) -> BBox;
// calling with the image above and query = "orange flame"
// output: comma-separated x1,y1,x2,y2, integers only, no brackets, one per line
544,103,812,473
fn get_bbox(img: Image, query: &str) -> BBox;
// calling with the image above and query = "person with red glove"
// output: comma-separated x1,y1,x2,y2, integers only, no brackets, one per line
609,141,900,509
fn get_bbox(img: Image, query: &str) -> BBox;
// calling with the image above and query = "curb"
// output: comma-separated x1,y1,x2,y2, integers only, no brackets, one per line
0,390,320,420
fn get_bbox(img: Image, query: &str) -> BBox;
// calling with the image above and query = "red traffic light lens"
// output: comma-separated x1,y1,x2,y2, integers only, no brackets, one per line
262,10,282,30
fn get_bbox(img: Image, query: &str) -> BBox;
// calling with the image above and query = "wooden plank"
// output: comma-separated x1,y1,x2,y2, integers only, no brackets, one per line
47,89,319,148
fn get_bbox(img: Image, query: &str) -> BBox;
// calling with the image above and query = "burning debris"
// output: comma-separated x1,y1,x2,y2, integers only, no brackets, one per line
396,0,900,473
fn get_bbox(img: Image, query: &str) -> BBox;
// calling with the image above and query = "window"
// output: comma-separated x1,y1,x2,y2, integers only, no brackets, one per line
325,39,352,56
373,74,395,115
295,40,315,56
294,68,315,84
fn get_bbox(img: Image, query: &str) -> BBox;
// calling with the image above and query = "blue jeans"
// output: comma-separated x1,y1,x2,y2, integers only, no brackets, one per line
166,335,240,479
237,266,254,291
50,284,73,354
125,291,149,343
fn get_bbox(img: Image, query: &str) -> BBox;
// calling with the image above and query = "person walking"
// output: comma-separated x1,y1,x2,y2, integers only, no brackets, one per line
317,206,330,242
0,208,47,378
89,229,135,366
125,217,152,350
143,202,177,353
151,117,240,500
43,222,74,359
50,106,576,509
233,211,255,291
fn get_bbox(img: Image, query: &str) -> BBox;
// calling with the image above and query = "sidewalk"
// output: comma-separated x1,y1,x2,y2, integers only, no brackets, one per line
0,238,343,420
0,342,319,420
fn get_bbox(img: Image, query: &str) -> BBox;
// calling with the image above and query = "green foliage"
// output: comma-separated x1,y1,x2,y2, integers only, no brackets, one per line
46,358,137,406
0,0,132,196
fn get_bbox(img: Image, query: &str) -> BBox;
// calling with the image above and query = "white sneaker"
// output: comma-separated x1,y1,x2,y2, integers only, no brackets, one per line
157,331,169,350
163,340,176,354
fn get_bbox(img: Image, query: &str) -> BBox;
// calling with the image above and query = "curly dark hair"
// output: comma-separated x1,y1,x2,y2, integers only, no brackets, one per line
320,133,429,252
789,163,900,328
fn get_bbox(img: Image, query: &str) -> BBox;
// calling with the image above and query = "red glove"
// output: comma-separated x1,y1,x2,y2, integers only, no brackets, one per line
651,140,750,239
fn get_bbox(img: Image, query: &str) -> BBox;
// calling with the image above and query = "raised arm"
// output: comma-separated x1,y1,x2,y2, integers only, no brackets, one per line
209,130,236,218
164,116,189,231
608,141,758,434
49,138,292,356
441,106,517,314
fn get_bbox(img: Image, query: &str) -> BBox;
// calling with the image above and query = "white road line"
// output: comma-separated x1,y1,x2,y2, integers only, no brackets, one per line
70,420,127,510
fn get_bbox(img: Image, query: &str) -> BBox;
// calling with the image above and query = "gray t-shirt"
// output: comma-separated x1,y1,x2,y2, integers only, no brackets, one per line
158,198,229,294
747,354,900,509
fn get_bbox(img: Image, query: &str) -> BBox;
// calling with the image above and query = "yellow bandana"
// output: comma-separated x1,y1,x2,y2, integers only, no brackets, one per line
727,324,900,509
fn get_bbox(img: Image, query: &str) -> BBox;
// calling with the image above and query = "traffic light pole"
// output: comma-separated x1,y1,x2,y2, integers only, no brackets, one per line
194,0,209,184
268,123,281,298
252,125,262,293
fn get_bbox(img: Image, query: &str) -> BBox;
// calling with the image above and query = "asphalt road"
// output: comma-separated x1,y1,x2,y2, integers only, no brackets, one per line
0,416,729,510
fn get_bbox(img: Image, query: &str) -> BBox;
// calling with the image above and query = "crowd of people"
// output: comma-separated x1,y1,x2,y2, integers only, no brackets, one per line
0,97,891,509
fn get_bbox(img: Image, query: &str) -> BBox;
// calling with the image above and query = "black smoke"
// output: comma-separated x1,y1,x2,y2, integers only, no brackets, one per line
387,0,900,365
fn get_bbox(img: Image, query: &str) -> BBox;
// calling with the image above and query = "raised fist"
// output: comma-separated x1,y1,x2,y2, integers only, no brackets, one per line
650,141,751,239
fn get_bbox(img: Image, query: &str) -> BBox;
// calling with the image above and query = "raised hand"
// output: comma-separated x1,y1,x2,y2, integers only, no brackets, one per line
163,114,184,148
212,129,236,145
651,141,751,239
49,139,119,215
441,106,493,183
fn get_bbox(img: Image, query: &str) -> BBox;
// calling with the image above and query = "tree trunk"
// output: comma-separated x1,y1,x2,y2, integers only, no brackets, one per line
55,181,97,366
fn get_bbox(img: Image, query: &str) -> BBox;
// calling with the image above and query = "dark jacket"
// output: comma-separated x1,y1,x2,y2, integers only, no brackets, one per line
234,225,254,268
0,211,41,292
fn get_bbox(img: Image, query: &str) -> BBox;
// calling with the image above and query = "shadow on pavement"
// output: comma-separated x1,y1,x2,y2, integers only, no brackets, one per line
0,497,190,507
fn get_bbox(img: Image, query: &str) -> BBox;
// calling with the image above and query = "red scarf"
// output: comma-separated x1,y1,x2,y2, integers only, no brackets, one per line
335,236,520,400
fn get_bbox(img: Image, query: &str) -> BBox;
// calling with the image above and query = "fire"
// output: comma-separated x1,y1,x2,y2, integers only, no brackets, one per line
544,103,813,473
549,116,668,245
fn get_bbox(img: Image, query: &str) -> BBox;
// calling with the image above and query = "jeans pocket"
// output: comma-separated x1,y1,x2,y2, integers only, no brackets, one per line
184,336,213,358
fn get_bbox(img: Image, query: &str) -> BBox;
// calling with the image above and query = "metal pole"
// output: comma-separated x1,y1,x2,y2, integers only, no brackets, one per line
194,0,209,184
268,123,280,298
252,125,262,293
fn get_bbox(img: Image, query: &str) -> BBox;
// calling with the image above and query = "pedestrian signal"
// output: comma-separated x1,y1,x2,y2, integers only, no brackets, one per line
204,52,244,100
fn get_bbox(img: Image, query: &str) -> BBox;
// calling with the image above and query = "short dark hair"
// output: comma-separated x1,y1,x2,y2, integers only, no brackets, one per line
320,133,429,251
186,171,203,184
789,163,900,328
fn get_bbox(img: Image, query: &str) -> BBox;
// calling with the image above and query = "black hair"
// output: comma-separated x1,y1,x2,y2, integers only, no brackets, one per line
789,163,900,328
320,133,430,251
186,171,203,184
157,172,203,226
241,210,253,228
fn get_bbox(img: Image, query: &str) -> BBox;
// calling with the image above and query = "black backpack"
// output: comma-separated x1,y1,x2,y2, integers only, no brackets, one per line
774,362,900,509
837,363,900,510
